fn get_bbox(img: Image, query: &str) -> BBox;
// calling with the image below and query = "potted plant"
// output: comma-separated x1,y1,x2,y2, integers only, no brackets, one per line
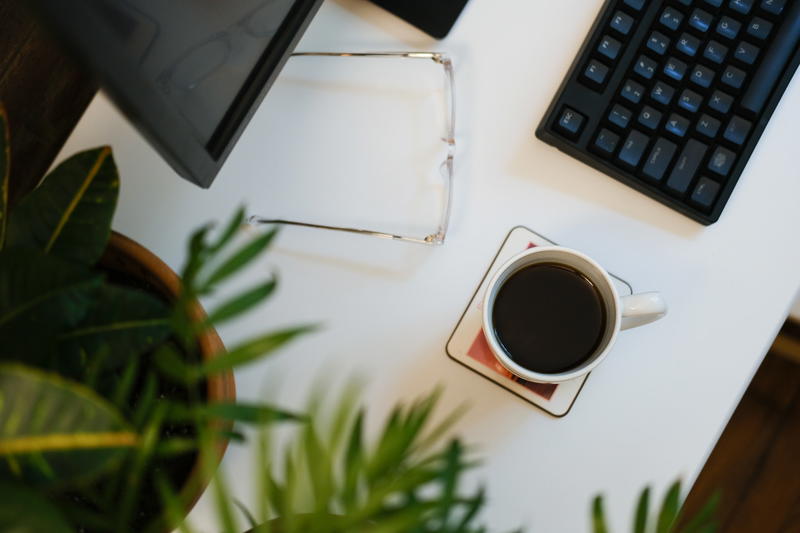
161,386,503,533
0,105,310,532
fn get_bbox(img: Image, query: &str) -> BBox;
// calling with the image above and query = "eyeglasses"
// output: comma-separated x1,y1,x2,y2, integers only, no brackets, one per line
248,51,456,245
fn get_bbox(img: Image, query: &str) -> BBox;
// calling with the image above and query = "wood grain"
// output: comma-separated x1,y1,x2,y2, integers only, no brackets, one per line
681,322,800,533
0,0,97,205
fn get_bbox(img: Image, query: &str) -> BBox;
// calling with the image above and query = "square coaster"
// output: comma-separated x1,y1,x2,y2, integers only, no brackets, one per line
445,226,633,417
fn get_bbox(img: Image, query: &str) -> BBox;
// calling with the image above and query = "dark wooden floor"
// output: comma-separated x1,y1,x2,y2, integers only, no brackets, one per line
3,2,800,531
682,321,800,533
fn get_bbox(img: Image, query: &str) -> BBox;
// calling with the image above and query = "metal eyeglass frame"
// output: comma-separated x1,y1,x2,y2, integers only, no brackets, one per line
248,51,455,245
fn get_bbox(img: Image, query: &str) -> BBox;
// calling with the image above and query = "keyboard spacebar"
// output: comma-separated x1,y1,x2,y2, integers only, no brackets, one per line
741,1,800,114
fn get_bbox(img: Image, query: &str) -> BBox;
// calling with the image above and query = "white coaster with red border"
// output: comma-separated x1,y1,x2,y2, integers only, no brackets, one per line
445,226,633,417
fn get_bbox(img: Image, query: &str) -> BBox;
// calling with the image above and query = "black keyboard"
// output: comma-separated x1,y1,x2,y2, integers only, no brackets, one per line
536,0,800,224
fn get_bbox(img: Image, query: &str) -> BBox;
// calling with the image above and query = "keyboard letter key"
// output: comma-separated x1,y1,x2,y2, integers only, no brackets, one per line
584,60,609,86
723,116,752,145
618,130,651,167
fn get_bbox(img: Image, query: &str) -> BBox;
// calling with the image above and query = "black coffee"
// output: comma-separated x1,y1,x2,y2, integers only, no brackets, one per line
491,262,606,374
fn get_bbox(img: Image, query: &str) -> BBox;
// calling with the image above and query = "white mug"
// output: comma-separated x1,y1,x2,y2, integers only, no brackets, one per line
482,246,667,383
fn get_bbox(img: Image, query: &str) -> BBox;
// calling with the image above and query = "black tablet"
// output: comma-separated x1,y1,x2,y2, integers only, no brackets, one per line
370,0,469,39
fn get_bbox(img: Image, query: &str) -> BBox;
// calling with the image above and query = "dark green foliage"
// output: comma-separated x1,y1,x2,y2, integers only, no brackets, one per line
58,283,171,372
0,481,73,533
0,120,310,533
592,480,719,533
0,248,102,360
6,147,119,265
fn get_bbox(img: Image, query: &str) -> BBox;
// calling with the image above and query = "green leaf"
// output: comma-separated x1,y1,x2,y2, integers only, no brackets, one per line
153,343,192,384
213,471,239,533
454,487,486,531
180,223,213,290
0,249,101,361
634,486,651,533
196,325,315,378
6,146,119,265
201,228,277,289
207,278,277,327
0,480,74,533
656,480,682,533
58,284,170,369
199,402,305,424
342,410,365,512
209,206,246,254
437,439,463,528
680,491,720,533
0,104,10,250
592,495,609,533
0,364,137,486
156,473,198,533
169,402,305,425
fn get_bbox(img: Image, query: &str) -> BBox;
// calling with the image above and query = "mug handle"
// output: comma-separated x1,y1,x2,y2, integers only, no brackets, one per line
620,292,667,330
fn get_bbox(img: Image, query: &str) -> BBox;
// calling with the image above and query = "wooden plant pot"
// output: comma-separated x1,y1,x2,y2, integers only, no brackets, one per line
100,231,236,526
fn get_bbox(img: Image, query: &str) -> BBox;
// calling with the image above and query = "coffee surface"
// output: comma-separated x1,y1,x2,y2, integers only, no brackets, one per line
492,263,606,374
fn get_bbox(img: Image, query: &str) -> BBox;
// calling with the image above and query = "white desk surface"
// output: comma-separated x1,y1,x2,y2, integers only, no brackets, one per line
56,0,800,530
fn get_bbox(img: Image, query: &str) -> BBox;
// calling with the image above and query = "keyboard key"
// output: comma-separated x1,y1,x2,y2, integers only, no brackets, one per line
618,130,651,167
705,0,723,6
678,89,703,112
690,64,715,88
742,2,800,113
734,41,759,65
708,146,735,176
647,31,671,55
638,106,663,129
703,40,728,63
598,35,622,60
689,9,713,32
609,104,633,128
667,139,708,194
651,81,676,105
724,115,752,144
664,57,688,80
709,90,734,113
717,16,741,39
760,0,785,15
556,107,585,137
621,79,646,103
584,60,609,85
594,128,620,154
677,0,693,5
624,0,646,10
642,137,678,181
721,65,746,89
696,114,721,137
666,113,691,137
729,0,754,14
634,55,658,79
660,7,683,31
691,177,721,209
747,17,772,40
677,33,701,56
610,11,635,35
